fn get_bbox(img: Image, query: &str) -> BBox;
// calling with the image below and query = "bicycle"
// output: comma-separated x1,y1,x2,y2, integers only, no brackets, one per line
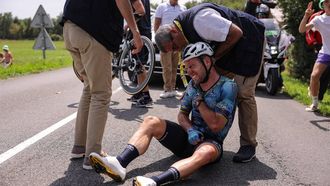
112,18,155,95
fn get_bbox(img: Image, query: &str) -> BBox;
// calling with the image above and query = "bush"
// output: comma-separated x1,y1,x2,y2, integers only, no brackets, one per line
50,34,63,41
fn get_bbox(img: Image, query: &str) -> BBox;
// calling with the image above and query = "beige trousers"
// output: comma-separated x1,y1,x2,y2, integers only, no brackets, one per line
234,66,261,147
160,51,179,91
63,21,112,156
234,39,265,147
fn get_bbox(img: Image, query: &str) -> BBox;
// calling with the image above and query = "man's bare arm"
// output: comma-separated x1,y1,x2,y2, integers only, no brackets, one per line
154,17,161,32
131,0,145,16
116,0,142,54
213,23,243,60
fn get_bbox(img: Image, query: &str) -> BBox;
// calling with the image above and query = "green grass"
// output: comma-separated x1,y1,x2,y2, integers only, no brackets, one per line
283,72,330,116
0,40,72,79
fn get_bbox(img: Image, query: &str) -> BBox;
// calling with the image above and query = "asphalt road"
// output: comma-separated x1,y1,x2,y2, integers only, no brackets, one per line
0,68,329,186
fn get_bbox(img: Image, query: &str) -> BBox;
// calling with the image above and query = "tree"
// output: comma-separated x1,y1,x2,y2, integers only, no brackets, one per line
278,0,321,80
0,13,13,39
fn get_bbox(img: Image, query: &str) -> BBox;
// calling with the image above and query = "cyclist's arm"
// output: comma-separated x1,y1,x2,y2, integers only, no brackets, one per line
178,86,194,132
201,81,237,133
116,0,142,53
178,111,193,132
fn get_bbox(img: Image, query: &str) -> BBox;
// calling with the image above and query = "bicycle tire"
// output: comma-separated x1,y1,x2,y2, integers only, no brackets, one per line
118,36,155,95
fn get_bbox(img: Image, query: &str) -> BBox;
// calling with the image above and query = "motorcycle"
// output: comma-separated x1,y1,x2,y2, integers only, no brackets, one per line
257,18,295,95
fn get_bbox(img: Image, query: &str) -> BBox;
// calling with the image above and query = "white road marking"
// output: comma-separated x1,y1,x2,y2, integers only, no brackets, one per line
0,87,122,165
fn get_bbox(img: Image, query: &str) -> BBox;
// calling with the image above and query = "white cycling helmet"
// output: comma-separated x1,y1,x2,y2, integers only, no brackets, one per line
2,45,9,51
182,42,214,62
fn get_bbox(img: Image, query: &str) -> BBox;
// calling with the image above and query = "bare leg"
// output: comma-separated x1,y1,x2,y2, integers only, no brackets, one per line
171,142,220,178
137,68,149,92
128,116,167,155
310,62,328,97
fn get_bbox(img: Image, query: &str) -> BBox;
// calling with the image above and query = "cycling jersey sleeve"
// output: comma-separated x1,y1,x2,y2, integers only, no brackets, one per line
180,82,195,114
193,8,232,42
214,80,237,121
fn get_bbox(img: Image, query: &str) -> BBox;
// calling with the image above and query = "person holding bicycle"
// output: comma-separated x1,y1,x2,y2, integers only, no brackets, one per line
154,3,265,163
88,42,237,186
127,0,154,107
61,0,142,169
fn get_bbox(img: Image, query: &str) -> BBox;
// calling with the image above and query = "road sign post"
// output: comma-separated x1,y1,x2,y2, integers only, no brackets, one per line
31,5,55,59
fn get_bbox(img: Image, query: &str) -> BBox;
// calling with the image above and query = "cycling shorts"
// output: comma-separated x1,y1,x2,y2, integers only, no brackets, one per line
158,120,223,163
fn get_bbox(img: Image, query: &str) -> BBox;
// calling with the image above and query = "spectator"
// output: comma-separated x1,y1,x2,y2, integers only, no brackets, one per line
154,2,265,163
1,45,13,68
299,0,330,112
61,0,142,169
319,66,330,101
154,0,186,98
89,42,237,186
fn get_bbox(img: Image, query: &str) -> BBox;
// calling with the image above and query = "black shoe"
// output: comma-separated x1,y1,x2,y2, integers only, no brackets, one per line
134,96,153,107
127,93,142,102
233,145,256,163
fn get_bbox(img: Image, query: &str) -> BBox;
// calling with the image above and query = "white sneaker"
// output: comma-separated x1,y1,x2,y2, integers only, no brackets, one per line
160,91,175,98
305,104,318,112
172,90,183,97
89,152,126,182
133,176,157,186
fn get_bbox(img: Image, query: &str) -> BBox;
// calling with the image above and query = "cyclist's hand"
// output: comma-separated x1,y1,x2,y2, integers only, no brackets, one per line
131,31,142,54
187,128,204,145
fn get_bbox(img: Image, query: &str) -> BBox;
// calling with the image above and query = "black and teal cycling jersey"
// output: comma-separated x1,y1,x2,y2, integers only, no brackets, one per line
180,76,237,143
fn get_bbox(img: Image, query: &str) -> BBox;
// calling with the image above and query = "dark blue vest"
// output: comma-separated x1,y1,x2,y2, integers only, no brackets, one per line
175,3,265,77
62,0,123,52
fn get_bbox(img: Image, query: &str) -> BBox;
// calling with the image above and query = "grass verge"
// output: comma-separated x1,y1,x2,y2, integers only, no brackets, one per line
0,40,72,79
282,72,330,116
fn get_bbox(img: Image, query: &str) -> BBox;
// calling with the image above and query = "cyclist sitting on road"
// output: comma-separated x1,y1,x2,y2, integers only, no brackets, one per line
154,2,265,163
89,42,238,186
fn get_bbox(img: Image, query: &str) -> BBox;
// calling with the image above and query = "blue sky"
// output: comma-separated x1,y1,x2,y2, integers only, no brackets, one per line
0,0,191,19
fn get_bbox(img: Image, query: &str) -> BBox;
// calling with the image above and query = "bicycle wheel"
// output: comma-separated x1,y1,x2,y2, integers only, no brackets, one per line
118,36,155,95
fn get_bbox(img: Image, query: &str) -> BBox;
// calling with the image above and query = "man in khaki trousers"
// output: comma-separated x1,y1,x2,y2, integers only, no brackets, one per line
154,0,186,98
61,0,142,169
